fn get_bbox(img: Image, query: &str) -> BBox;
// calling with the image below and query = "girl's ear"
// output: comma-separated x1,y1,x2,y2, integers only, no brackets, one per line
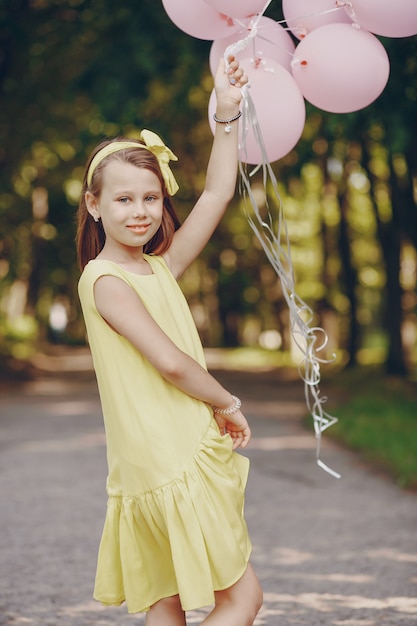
85,191,100,221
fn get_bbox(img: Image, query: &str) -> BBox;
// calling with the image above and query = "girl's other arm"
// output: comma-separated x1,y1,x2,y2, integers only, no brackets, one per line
166,56,247,279
94,276,251,448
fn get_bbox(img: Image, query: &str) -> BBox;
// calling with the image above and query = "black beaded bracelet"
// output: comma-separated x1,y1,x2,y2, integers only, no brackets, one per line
213,111,242,133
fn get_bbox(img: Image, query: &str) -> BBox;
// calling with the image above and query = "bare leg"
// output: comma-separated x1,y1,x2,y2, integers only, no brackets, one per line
145,594,186,626
200,563,263,626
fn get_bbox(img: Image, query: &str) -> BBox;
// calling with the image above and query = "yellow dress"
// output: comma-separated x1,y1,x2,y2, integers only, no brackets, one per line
78,254,251,614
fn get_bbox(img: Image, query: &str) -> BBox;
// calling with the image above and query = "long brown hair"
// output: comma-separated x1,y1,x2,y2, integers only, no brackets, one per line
76,138,181,270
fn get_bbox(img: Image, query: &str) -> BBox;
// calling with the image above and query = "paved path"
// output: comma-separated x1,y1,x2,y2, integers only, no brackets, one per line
0,351,416,625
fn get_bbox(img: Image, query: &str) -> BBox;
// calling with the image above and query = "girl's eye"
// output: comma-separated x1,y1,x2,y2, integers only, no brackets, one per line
118,197,129,203
145,195,156,203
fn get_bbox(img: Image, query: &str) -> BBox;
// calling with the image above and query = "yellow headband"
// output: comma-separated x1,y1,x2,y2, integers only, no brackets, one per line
86,129,179,195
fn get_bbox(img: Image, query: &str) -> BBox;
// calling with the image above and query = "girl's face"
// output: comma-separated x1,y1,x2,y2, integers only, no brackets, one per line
87,160,164,254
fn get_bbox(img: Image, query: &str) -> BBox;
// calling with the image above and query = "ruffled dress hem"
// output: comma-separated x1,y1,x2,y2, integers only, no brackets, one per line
94,560,251,614
93,419,251,614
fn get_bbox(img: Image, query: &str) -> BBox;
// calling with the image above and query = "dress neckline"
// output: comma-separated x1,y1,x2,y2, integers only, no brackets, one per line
90,256,157,277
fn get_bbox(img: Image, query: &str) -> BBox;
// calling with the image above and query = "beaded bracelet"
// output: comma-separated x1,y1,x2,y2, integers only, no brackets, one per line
211,395,242,415
213,111,242,133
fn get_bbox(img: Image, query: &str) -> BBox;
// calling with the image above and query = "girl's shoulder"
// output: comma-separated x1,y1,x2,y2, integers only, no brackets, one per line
79,258,125,283
78,260,131,301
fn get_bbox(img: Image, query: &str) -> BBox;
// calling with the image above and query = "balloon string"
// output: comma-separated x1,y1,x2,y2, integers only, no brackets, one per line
223,0,274,64
258,0,274,20
256,33,295,60
272,5,347,29
231,5,348,37
227,4,348,67
238,87,340,479
222,19,341,477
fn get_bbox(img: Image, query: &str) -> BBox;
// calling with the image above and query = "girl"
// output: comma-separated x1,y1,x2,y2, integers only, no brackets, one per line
77,56,263,626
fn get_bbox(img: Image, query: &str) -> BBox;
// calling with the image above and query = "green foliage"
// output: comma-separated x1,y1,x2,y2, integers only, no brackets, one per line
0,1,416,377
0,312,39,360
0,0,212,361
328,370,417,488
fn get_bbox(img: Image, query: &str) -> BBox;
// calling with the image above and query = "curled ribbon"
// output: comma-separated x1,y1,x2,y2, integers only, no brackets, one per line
86,129,179,196
239,88,340,479
223,9,341,479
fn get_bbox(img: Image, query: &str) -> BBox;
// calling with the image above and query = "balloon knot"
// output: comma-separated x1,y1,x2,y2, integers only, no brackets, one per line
219,13,235,27
294,26,308,38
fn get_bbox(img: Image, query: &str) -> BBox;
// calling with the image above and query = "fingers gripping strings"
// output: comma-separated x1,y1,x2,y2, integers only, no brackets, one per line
223,11,341,480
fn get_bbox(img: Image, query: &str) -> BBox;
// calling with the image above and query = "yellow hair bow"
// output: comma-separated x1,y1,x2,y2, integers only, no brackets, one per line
86,129,179,195
140,129,179,195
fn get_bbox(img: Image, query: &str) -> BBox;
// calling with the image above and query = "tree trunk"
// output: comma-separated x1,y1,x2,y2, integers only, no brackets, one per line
361,139,407,376
337,190,360,366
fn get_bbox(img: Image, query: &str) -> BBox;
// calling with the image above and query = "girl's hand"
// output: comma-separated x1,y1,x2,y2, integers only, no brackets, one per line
214,409,252,450
214,54,248,114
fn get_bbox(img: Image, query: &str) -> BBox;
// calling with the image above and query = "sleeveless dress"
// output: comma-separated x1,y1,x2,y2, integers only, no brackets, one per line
78,254,251,614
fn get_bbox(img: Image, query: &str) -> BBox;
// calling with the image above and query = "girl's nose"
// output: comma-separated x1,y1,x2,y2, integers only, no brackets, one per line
132,203,146,218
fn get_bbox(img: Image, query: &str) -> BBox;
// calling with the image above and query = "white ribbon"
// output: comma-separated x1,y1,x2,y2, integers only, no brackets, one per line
224,12,341,479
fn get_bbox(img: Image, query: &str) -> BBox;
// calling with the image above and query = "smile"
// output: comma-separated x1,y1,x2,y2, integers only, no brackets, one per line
127,224,150,234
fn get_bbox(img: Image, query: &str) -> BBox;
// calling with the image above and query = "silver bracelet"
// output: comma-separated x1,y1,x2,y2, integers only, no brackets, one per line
212,395,242,415
213,111,242,133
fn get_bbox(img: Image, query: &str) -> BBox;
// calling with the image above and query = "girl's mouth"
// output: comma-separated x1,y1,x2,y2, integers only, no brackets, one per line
127,224,150,234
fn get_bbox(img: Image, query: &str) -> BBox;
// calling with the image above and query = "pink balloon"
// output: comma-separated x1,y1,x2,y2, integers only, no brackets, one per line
345,0,417,38
204,0,268,19
282,0,352,40
161,0,238,40
209,59,306,164
291,24,390,113
209,16,295,76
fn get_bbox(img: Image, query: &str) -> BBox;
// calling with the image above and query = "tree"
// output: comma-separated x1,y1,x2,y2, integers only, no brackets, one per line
1,1,416,378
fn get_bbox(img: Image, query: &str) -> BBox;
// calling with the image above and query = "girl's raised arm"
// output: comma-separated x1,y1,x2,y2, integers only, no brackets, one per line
165,56,248,279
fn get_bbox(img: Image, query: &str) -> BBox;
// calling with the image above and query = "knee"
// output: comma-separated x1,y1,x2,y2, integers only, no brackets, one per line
214,565,263,625
244,566,263,619
162,595,182,610
149,594,183,614
235,575,263,623
250,578,263,619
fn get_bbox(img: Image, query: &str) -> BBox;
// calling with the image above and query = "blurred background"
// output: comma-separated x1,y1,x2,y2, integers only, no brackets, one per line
1,1,416,485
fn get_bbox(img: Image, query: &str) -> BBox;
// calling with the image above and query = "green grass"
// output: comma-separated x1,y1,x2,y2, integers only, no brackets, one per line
205,350,417,489
325,369,417,489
